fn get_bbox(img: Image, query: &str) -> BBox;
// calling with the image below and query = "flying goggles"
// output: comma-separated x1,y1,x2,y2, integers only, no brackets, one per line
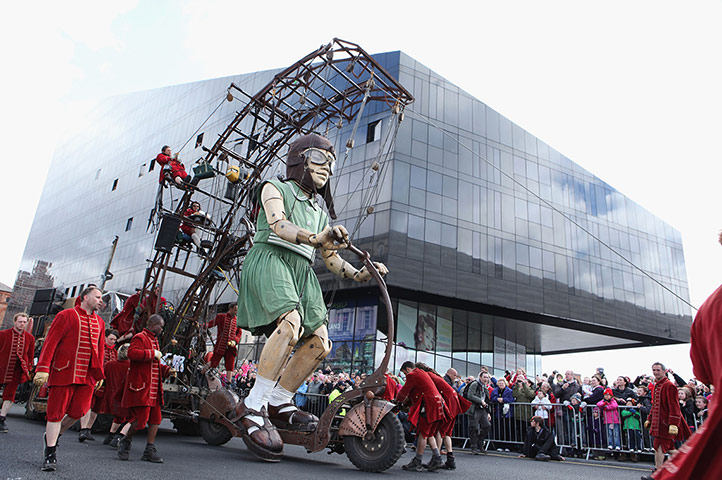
301,147,336,175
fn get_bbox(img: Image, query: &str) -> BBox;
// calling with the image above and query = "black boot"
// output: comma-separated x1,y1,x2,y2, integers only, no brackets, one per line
141,443,163,463
42,434,57,472
0,415,8,433
427,455,444,472
402,457,424,472
103,431,115,445
109,433,122,448
117,436,132,461
78,428,95,442
444,452,456,470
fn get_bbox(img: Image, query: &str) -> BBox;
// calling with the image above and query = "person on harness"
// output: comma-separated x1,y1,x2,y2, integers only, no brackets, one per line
156,145,199,187
179,201,208,254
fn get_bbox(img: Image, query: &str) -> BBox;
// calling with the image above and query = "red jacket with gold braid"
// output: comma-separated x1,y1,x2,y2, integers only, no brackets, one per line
0,328,34,384
122,328,170,408
103,343,118,365
100,358,130,415
648,376,691,440
110,292,141,335
396,368,446,427
36,306,105,386
206,313,240,356
94,343,118,399
428,372,472,417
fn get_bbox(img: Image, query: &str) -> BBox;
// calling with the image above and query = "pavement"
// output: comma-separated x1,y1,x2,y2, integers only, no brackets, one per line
1,404,651,480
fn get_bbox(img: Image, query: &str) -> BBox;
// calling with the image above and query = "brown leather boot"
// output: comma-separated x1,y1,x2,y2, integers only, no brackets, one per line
267,403,318,431
233,399,283,462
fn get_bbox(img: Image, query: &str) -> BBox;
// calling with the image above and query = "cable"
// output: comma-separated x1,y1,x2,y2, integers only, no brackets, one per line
177,94,228,154
406,107,697,312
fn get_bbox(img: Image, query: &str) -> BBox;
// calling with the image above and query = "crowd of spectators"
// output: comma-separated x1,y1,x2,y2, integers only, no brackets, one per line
277,363,713,463
449,365,712,461
219,359,258,394
214,356,713,466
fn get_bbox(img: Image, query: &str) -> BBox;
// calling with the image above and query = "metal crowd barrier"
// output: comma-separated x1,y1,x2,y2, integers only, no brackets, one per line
282,389,707,459
297,392,331,418
457,401,704,459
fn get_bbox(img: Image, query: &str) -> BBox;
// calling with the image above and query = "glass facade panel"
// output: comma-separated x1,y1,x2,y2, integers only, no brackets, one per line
15,49,691,376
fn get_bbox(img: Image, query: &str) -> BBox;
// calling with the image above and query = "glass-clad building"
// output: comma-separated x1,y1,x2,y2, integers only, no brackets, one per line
15,50,692,379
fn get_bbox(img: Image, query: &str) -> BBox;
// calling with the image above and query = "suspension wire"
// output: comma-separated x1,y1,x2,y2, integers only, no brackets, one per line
177,94,228,154
322,109,403,310
333,121,393,227
405,108,697,313
350,110,401,237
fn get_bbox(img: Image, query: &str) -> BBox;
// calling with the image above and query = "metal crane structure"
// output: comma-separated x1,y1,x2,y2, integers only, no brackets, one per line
132,38,414,467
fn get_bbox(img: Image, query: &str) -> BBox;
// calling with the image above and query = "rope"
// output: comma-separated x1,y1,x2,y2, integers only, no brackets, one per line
216,266,239,294
406,107,697,312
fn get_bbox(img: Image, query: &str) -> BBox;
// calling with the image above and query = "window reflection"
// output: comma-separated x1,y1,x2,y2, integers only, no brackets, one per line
20,52,691,381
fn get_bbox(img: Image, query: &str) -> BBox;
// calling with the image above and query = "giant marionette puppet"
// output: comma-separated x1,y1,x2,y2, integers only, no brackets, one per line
234,132,388,461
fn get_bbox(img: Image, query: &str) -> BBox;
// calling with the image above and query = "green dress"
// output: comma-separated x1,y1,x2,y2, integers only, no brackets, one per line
237,179,329,338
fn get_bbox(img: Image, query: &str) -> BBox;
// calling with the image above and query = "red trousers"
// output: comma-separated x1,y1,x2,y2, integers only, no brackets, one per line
210,349,236,370
130,405,162,430
654,436,675,452
46,384,94,422
438,415,456,437
416,417,443,438
1,381,20,402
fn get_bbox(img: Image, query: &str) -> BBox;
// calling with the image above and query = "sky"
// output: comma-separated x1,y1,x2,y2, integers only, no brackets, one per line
1,1,721,382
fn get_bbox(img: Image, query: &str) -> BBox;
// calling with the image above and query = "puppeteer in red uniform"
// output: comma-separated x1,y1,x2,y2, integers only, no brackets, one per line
35,286,105,472
647,374,690,451
76,328,120,442
111,289,141,336
36,303,105,421
396,366,446,438
156,145,195,186
652,282,722,479
426,368,471,437
397,361,448,472
90,332,119,414
117,315,172,463
122,328,171,426
102,345,130,446
0,313,35,432
205,304,241,378
133,288,167,335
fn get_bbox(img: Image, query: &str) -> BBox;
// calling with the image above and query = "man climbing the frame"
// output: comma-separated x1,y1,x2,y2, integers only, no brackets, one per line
202,303,240,385
234,132,388,461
